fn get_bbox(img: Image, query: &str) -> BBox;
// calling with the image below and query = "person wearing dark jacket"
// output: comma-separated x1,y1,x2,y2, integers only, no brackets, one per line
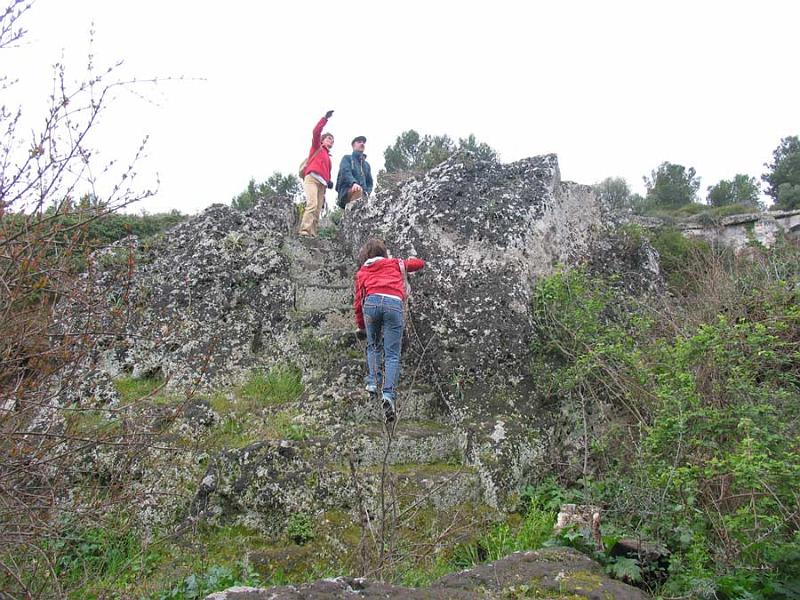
353,238,425,423
336,136,373,208
299,111,335,237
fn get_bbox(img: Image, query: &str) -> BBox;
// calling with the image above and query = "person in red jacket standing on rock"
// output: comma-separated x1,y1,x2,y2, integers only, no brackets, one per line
354,238,425,423
298,110,335,237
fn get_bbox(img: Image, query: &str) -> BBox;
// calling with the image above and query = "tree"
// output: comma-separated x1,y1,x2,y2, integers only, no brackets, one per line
382,130,453,174
643,162,701,208
458,133,498,162
776,182,800,210
381,129,497,182
594,177,633,211
231,171,301,211
762,135,800,210
706,174,761,208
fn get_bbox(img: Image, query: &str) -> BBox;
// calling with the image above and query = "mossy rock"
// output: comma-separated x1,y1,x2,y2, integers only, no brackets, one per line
249,544,317,581
431,547,649,599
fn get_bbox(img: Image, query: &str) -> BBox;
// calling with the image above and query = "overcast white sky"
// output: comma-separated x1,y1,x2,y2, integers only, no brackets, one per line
6,0,800,213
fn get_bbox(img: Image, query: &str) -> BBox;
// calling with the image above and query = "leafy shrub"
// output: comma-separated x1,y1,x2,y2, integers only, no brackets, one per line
287,513,315,545
531,267,654,425
648,228,712,291
22,518,164,596
458,503,556,565
318,225,338,239
530,238,800,596
519,477,585,513
329,208,344,225
159,564,261,600
274,411,314,441
53,525,140,585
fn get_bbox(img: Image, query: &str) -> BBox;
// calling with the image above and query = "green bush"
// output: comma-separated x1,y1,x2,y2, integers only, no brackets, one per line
531,267,653,423
455,503,556,566
287,513,315,545
4,518,165,597
53,525,141,586
648,228,713,291
159,564,261,600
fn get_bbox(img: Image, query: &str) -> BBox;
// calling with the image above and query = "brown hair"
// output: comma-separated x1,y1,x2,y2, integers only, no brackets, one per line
357,238,388,266
321,132,334,142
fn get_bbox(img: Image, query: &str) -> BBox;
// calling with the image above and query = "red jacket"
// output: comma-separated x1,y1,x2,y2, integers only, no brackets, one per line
353,257,425,329
303,117,332,182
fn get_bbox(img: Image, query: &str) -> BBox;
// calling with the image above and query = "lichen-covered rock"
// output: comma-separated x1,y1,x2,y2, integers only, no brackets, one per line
341,152,613,505
342,152,603,385
193,436,482,536
204,547,650,599
50,151,663,531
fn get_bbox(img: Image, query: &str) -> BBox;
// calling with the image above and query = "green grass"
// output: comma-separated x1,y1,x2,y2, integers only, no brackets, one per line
6,500,550,598
203,405,315,450
239,364,303,406
144,523,339,598
397,502,557,588
2,516,168,599
114,375,166,403
65,408,122,437
206,414,260,449
202,365,306,448
273,409,315,441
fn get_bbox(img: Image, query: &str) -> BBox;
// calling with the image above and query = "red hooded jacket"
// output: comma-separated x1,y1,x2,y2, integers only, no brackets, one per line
353,257,425,329
303,117,332,182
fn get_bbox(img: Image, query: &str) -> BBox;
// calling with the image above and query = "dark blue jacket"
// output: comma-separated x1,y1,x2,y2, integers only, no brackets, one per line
336,151,373,203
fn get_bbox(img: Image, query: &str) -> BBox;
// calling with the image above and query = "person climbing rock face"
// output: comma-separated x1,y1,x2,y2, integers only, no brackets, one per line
336,135,373,209
298,110,335,237
353,238,425,423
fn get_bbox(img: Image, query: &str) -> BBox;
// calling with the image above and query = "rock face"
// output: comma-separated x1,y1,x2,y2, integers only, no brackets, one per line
56,200,300,389
204,547,650,599
341,152,611,504
343,152,601,385
55,152,660,532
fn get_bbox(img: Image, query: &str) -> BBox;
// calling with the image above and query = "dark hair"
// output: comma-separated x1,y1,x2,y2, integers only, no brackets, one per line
357,238,387,266
321,132,334,142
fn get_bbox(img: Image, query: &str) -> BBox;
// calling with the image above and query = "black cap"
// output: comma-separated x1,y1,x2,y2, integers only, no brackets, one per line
351,135,367,145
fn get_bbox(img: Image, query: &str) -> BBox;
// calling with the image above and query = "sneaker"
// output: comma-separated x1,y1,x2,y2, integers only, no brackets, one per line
382,396,396,424
366,384,378,402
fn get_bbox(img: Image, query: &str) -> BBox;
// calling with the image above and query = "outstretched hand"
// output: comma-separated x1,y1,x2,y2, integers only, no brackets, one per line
324,110,334,119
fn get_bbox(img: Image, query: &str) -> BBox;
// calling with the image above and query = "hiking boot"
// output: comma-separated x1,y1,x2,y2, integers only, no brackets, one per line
382,396,396,424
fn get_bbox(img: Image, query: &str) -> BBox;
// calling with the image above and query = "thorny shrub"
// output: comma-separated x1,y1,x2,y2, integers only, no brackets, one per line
0,3,180,597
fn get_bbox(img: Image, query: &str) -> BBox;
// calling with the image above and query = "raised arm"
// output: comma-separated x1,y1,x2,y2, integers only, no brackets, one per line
309,116,328,156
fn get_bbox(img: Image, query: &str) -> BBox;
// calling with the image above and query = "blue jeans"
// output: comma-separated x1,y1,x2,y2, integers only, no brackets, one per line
363,294,404,401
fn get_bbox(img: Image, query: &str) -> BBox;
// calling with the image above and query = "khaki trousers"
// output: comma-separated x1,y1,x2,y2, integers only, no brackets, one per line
299,175,326,236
